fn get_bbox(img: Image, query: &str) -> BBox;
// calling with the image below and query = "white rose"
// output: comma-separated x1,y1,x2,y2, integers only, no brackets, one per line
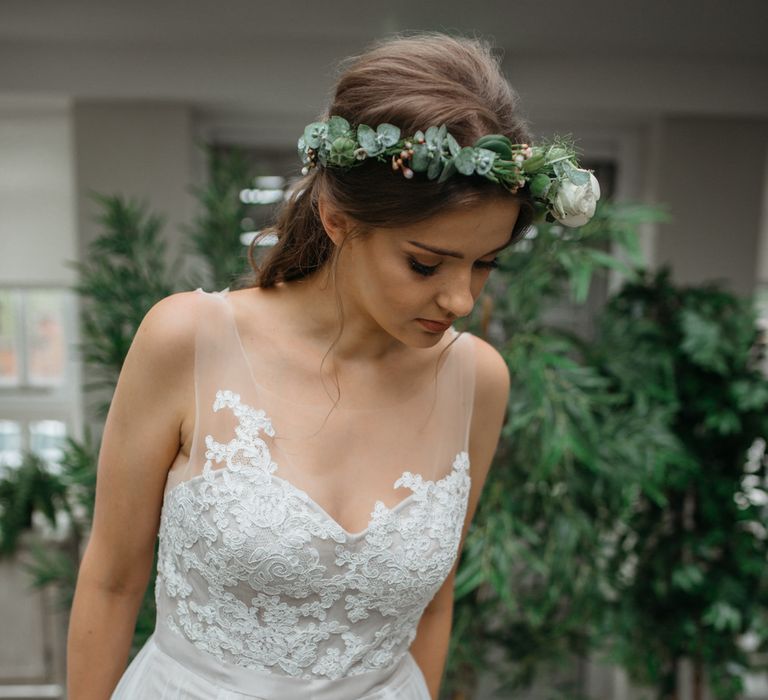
550,171,601,227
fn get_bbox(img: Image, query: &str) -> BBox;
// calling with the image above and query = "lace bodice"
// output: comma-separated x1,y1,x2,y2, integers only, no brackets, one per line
153,288,477,681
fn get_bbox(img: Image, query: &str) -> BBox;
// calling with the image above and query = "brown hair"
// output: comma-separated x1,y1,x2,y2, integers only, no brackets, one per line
237,31,533,414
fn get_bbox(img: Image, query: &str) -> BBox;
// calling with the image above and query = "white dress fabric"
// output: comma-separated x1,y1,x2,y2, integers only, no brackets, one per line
111,287,477,699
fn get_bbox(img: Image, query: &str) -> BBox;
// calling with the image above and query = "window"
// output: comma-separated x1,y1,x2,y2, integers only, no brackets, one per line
0,286,79,472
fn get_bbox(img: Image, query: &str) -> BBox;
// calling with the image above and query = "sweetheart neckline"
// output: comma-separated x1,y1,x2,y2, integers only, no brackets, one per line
164,449,470,540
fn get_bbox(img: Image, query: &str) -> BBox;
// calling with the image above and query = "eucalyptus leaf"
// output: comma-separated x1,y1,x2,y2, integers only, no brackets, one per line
376,123,401,147
437,159,457,183
303,122,327,149
410,144,431,171
446,133,461,157
357,124,382,156
427,154,444,179
297,136,309,164
474,147,497,176
563,160,590,186
326,115,351,140
453,147,477,176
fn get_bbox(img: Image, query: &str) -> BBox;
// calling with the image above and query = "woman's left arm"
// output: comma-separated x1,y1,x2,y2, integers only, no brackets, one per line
409,336,511,699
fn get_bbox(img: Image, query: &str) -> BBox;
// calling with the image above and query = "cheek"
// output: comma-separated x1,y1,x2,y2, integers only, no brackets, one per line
365,255,425,313
472,270,492,296
357,250,407,304
382,266,422,310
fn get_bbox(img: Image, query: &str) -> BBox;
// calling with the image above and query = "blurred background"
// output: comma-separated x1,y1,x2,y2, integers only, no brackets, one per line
0,1,767,698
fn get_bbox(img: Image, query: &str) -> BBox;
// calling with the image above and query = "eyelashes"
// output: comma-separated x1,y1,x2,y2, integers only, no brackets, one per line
408,256,499,277
476,258,500,271
408,258,438,276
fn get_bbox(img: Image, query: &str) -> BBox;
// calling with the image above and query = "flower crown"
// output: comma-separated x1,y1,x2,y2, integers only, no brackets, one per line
297,116,601,228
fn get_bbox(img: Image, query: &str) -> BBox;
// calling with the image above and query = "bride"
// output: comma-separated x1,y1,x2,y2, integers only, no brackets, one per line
66,31,596,700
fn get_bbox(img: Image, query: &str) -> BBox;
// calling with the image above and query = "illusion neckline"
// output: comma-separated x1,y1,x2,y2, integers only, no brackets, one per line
198,286,465,414
165,440,470,540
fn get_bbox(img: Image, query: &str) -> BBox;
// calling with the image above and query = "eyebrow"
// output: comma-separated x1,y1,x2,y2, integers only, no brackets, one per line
406,239,511,259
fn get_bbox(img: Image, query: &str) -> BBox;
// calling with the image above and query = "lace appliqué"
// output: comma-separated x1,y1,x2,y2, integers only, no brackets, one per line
156,390,471,680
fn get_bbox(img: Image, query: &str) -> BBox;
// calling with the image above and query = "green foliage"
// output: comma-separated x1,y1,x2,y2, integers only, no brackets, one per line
57,427,100,524
444,203,679,697
67,193,177,418
0,193,181,650
3,143,765,700
182,144,255,291
590,268,768,700
0,149,253,658
25,542,79,610
0,453,70,555
444,200,768,700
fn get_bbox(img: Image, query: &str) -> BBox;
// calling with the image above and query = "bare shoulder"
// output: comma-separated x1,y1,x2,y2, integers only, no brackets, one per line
111,288,205,436
466,333,511,415
85,290,205,592
129,290,206,438
136,289,204,352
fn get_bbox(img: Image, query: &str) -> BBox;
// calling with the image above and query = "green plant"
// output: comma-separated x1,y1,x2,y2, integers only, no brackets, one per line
0,452,70,555
183,144,255,291
67,193,178,418
21,428,100,610
9,147,764,700
443,203,680,699
0,148,256,656
590,268,768,700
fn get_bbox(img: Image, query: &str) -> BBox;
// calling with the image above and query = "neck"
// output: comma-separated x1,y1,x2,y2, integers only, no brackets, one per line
268,264,407,364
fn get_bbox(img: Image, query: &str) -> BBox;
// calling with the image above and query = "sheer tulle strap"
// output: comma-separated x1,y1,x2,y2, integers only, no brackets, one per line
453,330,477,453
166,287,477,502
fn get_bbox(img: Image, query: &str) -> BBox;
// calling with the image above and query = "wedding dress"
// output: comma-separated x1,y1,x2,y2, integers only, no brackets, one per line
110,287,477,699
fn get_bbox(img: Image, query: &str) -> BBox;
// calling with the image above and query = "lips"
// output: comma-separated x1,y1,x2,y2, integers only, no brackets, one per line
417,318,452,332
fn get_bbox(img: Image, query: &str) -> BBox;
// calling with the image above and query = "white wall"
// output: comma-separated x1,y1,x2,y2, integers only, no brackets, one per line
73,100,199,272
0,96,77,286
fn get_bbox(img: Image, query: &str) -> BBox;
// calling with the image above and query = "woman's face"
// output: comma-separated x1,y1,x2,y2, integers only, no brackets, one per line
338,196,522,347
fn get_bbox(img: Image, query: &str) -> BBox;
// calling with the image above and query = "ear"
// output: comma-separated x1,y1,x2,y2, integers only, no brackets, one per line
317,194,353,246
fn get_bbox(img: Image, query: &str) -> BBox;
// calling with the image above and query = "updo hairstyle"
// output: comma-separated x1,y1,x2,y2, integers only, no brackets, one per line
243,31,534,289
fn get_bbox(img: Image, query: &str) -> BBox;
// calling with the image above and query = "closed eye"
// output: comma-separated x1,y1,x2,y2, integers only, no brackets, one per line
408,256,499,277
409,258,439,276
475,258,499,270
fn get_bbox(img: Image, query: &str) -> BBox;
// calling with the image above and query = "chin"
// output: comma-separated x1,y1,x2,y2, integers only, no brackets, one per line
409,326,447,347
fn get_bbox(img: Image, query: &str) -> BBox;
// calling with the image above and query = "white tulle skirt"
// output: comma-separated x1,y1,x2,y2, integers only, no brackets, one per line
110,624,431,700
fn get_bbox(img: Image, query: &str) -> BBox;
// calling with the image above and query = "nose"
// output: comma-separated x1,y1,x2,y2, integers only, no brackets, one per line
436,272,475,320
